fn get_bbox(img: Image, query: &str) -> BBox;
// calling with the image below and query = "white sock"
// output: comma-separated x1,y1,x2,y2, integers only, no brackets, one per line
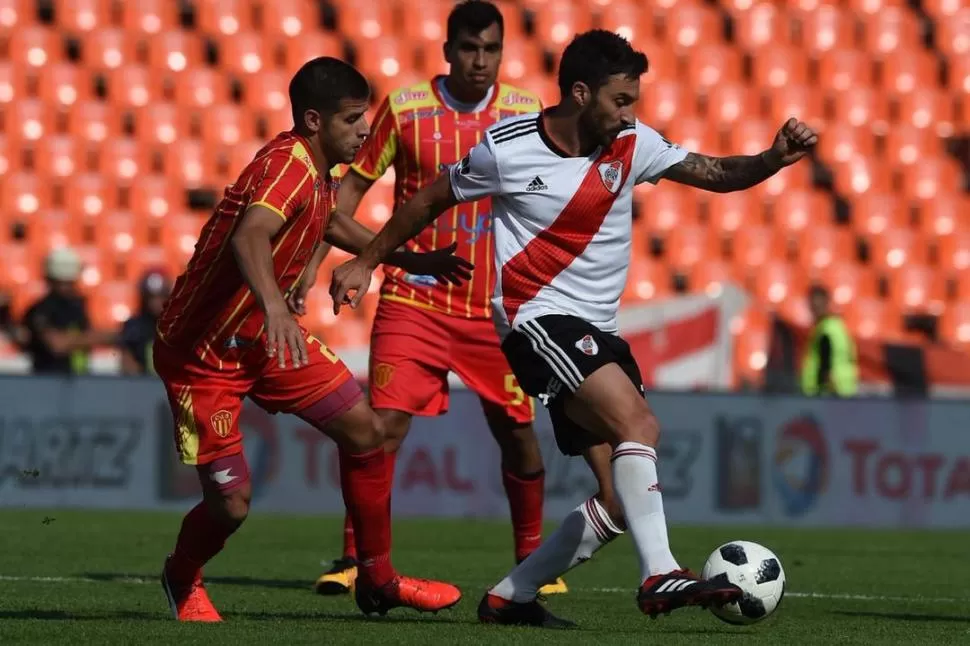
490,496,622,603
611,442,680,583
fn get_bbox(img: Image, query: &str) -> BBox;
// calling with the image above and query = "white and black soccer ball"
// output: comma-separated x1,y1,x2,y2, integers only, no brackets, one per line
701,540,786,625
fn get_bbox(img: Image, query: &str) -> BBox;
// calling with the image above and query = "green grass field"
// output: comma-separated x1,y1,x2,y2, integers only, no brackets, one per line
0,510,967,644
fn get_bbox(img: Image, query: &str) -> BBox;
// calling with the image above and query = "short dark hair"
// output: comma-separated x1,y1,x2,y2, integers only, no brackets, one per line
809,284,830,301
557,30,649,96
446,0,504,43
289,56,370,123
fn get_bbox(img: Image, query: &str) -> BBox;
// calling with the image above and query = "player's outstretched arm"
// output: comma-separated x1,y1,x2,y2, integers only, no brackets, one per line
663,118,817,193
232,205,308,368
329,172,460,313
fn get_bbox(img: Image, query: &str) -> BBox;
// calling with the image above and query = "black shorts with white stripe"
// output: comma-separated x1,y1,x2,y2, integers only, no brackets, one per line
501,314,644,456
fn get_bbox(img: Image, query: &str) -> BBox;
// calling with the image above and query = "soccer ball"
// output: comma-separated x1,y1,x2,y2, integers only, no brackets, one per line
701,541,786,625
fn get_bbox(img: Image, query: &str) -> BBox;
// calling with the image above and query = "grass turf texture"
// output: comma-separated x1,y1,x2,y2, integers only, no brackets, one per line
0,510,968,644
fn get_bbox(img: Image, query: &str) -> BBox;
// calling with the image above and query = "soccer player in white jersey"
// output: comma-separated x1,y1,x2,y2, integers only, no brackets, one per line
331,30,818,628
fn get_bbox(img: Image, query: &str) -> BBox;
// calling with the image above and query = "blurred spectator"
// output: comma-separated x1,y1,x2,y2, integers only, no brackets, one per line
800,285,858,397
22,248,116,375
119,270,172,375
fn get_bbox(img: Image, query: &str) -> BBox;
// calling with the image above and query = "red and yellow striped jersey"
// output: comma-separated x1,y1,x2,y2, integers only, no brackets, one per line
351,76,541,320
157,132,333,369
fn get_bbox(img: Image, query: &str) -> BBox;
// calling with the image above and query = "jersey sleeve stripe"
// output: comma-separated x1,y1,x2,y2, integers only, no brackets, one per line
248,200,288,221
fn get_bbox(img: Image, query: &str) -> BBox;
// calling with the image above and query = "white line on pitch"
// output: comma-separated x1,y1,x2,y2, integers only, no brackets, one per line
0,574,966,605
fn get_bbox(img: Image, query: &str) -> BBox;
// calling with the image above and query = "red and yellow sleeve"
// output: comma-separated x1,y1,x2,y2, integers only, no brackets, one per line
350,97,398,181
249,150,314,221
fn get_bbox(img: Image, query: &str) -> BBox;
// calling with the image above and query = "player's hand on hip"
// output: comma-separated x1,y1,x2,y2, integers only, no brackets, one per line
398,243,474,286
329,259,373,315
264,304,309,369
771,118,818,166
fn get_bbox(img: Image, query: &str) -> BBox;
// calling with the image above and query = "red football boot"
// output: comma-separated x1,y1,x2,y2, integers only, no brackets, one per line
161,555,222,622
355,575,462,616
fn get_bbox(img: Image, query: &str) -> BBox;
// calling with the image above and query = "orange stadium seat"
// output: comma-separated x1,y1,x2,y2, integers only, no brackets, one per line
37,63,89,107
55,0,111,32
400,0,449,45
534,1,593,48
135,102,190,146
124,244,172,282
918,193,968,240
259,0,316,37
751,260,806,308
887,264,946,313
949,54,970,95
706,83,760,127
863,7,922,57
640,41,677,83
939,303,970,349
733,3,791,51
81,28,136,71
896,89,955,133
0,0,33,31
752,46,810,89
175,67,232,109
869,227,927,270
732,226,781,272
199,104,254,147
97,137,149,183
0,243,32,293
884,124,944,167
687,259,737,296
0,135,11,176
623,255,672,303
225,139,266,178
844,297,902,340
122,0,178,36
831,155,893,197
818,49,874,93
640,80,688,129
774,189,832,236
922,0,963,19
816,261,878,305
160,214,205,269
756,158,813,201
67,100,120,143
7,100,51,146
415,39,450,76
354,181,394,231
34,136,80,179
685,44,742,91
159,139,212,189
665,225,718,270
88,281,137,330
881,48,939,95
636,183,700,236
218,31,275,76
795,225,856,271
283,31,343,71
10,26,59,68
664,4,721,51
732,308,770,389
598,1,650,44
130,175,180,222
798,4,856,54
97,210,151,257
707,191,759,237
354,36,409,91
936,230,970,273
666,116,719,154
765,84,824,128
900,157,962,200
27,210,82,257
104,65,163,108
197,0,252,36
333,0,395,40
727,119,778,156
528,76,560,108
496,39,544,83
2,172,47,221
851,192,907,236
0,62,24,106
935,8,970,57
244,71,289,116
148,30,204,74
831,86,889,131
845,0,907,15
65,173,114,220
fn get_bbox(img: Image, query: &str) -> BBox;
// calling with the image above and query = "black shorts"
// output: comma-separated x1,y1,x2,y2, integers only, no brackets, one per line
500,314,644,456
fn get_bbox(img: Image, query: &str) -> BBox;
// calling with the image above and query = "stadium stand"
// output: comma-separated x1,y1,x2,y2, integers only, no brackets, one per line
0,0,967,384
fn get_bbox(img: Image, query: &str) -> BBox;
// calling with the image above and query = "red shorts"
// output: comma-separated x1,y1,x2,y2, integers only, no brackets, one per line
154,333,361,465
369,298,534,424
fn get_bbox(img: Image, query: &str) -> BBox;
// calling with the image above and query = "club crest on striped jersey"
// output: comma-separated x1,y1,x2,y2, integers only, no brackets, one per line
597,160,624,194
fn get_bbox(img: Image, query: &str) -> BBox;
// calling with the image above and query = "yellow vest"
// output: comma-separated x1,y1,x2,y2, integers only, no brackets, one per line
801,316,858,396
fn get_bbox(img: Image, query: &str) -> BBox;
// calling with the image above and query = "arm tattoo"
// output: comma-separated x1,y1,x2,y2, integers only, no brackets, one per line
663,152,782,193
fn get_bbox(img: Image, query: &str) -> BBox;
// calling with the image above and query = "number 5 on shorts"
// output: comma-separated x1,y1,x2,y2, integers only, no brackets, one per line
504,373,525,406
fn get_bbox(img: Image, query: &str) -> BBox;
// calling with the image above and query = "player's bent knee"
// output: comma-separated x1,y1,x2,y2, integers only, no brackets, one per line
614,404,661,448
375,408,412,453
324,400,386,453
198,453,252,527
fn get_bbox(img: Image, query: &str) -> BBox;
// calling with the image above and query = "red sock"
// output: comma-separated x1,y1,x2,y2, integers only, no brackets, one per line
340,447,396,587
342,513,357,560
502,469,546,563
167,502,237,584
341,451,396,562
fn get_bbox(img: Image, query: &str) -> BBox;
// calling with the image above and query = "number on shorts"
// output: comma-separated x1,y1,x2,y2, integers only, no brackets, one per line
308,335,339,364
504,373,525,407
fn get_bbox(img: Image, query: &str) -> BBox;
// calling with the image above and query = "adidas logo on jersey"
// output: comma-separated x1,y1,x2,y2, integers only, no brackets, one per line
526,176,548,192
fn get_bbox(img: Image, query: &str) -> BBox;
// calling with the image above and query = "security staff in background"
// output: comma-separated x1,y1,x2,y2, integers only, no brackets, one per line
119,269,171,375
22,247,116,374
801,284,858,397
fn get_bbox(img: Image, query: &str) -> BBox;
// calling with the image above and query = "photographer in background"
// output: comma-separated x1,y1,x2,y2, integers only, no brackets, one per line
23,247,115,375
119,269,171,375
